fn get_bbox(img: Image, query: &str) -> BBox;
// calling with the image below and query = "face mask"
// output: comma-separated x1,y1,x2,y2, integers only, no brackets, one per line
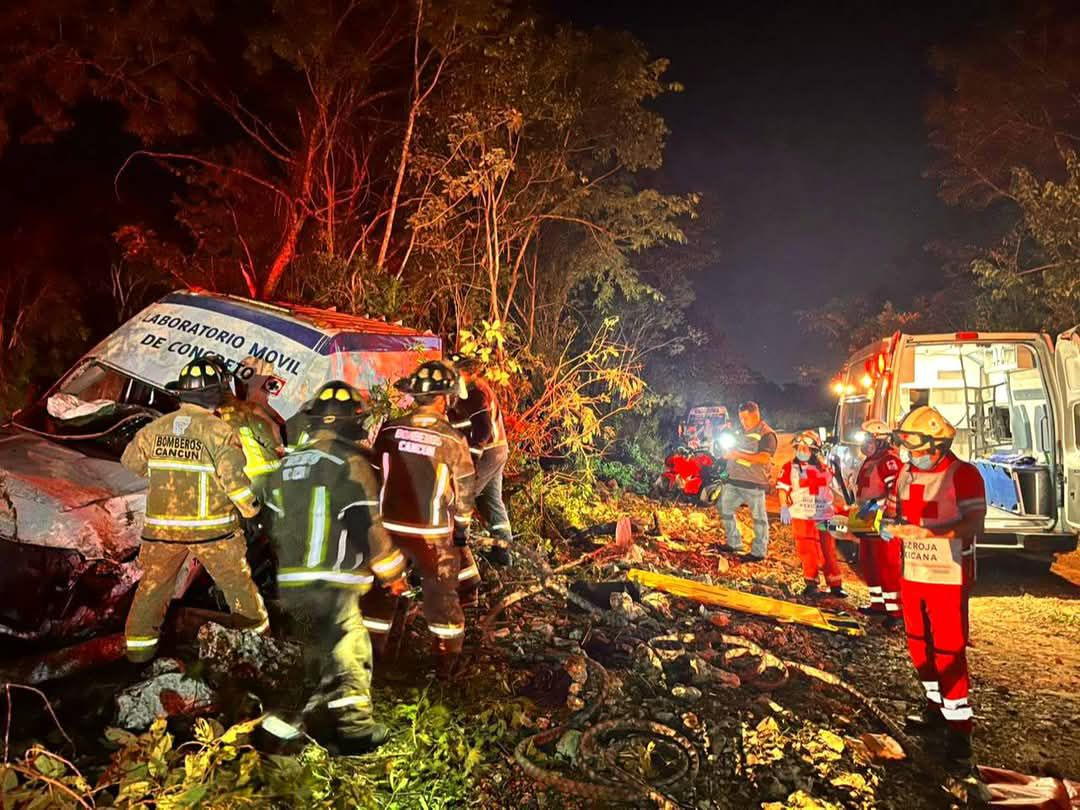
796,449,811,462
911,453,935,471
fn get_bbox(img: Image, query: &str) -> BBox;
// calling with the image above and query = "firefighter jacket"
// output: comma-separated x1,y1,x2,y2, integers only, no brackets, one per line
218,396,283,483
266,428,404,591
373,406,476,537
776,459,835,521
726,420,777,490
448,378,507,459
886,452,986,586
121,403,260,543
855,449,902,504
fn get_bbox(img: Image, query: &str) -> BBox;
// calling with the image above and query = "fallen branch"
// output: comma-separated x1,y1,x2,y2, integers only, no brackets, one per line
3,683,77,761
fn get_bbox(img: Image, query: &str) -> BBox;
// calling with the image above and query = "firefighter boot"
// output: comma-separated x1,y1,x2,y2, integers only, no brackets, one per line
802,580,820,597
480,545,512,567
329,723,389,756
435,652,463,681
905,705,947,734
255,713,308,755
830,585,849,598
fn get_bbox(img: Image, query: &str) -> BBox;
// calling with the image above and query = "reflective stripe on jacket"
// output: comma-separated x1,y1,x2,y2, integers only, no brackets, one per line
726,421,776,490
121,403,259,542
266,428,404,591
374,407,476,535
218,397,283,482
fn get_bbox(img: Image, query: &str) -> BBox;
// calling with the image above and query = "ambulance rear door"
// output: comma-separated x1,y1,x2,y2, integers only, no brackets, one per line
1055,325,1080,531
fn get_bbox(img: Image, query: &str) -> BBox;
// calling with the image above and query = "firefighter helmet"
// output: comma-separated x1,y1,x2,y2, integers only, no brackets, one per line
792,429,822,451
306,381,365,422
395,361,458,398
893,406,956,453
201,354,235,389
446,350,480,372
168,358,230,409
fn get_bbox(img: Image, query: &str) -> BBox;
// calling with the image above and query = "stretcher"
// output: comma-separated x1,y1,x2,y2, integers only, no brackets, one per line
627,569,864,636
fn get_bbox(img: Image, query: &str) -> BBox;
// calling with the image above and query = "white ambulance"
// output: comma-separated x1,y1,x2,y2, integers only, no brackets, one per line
0,290,441,643
830,328,1080,557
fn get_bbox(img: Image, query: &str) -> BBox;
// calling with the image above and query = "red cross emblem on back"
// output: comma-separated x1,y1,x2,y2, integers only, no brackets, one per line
800,466,829,495
902,483,938,525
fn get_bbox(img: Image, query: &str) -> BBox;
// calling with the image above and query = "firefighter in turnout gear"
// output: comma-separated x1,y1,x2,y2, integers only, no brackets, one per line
447,352,513,567
365,361,477,674
259,381,405,753
777,431,846,597
121,358,268,663
854,419,903,621
884,406,987,783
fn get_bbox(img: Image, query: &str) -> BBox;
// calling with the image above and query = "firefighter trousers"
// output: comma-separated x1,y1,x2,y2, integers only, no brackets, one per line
474,445,512,544
859,535,901,614
125,533,269,662
792,519,842,588
900,579,973,734
267,587,375,741
362,530,466,657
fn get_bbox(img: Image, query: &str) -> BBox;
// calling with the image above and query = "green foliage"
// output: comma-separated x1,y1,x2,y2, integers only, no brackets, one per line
2,684,523,809
594,439,661,496
968,154,1080,333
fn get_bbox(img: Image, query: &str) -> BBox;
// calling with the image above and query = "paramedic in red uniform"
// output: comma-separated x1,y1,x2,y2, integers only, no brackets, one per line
885,406,986,781
365,361,477,677
853,419,903,621
777,431,847,597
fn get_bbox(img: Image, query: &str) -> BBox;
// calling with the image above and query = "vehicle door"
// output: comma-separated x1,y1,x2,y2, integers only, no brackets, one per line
1055,325,1080,531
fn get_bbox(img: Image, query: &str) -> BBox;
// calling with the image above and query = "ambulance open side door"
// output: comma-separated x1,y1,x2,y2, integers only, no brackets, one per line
1056,325,1080,531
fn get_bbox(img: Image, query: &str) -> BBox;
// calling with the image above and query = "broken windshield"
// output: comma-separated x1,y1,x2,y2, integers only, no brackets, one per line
12,361,177,459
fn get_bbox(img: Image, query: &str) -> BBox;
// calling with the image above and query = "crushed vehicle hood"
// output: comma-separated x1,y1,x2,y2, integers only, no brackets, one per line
0,425,146,560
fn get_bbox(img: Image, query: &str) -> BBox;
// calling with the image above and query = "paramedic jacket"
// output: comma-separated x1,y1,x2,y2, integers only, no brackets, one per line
266,428,405,590
372,406,477,538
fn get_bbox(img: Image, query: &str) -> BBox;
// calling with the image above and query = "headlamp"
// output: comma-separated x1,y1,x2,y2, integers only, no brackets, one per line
719,432,737,451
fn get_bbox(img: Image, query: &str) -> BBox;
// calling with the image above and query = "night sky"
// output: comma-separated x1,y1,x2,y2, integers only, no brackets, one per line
560,0,1006,382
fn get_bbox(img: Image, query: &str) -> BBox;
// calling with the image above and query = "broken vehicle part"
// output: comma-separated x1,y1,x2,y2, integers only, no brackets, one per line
627,569,864,635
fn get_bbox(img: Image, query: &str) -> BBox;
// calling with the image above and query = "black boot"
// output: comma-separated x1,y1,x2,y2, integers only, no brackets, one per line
943,729,992,802
945,728,973,773
480,545,512,567
329,723,389,756
905,705,946,733
802,580,820,597
830,585,849,598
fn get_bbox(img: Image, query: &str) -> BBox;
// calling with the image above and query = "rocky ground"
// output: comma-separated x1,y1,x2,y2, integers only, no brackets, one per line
3,488,1078,808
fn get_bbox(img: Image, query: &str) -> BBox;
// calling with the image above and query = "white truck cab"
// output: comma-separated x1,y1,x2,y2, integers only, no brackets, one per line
830,329,1080,556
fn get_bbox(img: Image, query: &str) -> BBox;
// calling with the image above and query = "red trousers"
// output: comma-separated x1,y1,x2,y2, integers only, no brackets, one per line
792,519,842,588
900,578,973,733
859,535,902,614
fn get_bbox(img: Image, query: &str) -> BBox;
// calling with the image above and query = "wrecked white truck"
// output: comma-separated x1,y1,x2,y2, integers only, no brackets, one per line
0,290,440,644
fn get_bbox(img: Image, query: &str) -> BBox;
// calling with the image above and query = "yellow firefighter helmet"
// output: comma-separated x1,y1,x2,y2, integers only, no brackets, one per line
893,406,956,452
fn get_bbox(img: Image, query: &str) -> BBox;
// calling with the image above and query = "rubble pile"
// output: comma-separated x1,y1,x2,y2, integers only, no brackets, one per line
468,500,916,808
